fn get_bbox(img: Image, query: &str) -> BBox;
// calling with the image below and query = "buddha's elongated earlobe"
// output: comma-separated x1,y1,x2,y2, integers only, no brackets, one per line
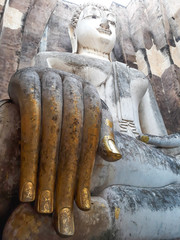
68,25,78,54
109,52,112,62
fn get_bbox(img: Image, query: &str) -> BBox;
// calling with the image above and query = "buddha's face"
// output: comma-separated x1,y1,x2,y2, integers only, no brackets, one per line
75,6,116,55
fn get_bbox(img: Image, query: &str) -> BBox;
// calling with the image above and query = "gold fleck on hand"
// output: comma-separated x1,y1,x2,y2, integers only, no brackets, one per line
140,135,149,143
115,207,120,220
105,119,113,128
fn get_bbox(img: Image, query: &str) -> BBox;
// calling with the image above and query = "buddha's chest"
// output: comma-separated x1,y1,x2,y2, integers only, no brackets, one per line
45,54,148,136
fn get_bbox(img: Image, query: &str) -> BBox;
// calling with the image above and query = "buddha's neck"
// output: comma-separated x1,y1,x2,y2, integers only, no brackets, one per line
77,47,110,61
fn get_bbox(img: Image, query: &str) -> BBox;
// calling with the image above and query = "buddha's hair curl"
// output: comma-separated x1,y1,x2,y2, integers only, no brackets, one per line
70,3,110,29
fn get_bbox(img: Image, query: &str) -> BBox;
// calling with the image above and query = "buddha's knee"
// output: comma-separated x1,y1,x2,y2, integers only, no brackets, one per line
3,197,111,240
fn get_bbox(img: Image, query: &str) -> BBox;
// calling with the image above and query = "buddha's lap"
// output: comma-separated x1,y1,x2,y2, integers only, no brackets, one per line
91,131,180,194
0,101,179,200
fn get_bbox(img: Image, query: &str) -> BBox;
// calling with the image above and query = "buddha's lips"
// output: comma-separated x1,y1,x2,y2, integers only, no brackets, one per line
97,27,112,35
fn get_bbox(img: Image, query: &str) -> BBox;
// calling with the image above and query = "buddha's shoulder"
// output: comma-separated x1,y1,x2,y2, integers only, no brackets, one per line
35,52,147,83
35,52,78,68
35,51,112,72
115,61,146,79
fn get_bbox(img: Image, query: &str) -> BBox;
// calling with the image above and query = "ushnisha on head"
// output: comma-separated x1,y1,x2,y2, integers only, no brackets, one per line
69,3,117,61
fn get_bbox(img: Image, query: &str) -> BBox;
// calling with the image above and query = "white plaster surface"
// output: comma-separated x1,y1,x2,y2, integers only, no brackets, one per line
0,0,6,6
91,151,180,194
3,4,23,30
136,50,149,76
139,87,167,136
114,207,180,239
146,44,171,77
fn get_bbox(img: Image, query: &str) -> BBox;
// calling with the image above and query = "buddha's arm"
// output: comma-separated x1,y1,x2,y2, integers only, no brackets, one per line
138,84,180,148
139,84,167,136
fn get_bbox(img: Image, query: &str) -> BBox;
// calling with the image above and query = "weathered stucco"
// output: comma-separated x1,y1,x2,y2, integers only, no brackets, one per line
0,0,180,132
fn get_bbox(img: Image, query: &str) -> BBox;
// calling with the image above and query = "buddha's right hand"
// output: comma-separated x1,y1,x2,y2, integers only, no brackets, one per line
8,67,121,237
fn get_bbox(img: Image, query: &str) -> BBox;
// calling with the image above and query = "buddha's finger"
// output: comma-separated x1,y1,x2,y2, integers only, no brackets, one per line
139,133,180,147
76,83,101,211
8,69,41,202
98,100,122,162
54,76,83,237
36,71,63,214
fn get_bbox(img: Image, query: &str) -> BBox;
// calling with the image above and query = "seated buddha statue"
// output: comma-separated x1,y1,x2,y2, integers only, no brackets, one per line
2,3,180,240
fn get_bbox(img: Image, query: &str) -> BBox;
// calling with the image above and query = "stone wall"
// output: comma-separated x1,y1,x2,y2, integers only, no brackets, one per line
0,0,180,133
124,0,180,133
0,0,59,99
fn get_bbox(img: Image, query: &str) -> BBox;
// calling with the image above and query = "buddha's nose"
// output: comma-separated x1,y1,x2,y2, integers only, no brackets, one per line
100,18,109,29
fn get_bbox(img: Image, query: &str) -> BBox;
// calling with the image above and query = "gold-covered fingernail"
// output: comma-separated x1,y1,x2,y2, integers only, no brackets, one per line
103,136,122,160
140,135,149,143
108,139,121,157
78,188,91,211
57,208,74,237
20,182,35,202
37,190,53,214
